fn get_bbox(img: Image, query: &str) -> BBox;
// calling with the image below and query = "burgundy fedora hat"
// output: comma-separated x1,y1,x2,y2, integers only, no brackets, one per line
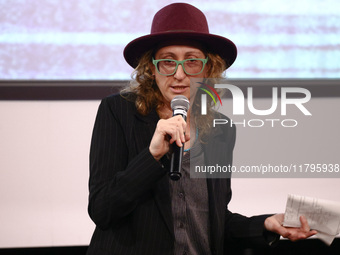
123,3,237,69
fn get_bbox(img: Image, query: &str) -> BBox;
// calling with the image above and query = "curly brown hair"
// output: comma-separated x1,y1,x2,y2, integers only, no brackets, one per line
121,49,228,142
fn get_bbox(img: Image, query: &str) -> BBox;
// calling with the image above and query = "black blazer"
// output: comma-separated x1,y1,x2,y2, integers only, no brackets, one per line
87,94,273,255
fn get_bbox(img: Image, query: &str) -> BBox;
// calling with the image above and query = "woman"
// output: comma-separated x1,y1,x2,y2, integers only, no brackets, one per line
87,3,316,255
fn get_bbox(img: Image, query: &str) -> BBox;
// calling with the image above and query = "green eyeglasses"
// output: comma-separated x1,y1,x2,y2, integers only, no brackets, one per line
152,57,208,76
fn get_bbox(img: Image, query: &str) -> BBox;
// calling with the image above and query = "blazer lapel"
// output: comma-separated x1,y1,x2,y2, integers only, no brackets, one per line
132,109,159,154
153,173,174,237
207,178,225,253
133,110,174,237
204,125,233,252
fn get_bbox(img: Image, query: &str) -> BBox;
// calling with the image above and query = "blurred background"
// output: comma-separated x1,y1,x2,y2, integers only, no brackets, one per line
1,0,339,80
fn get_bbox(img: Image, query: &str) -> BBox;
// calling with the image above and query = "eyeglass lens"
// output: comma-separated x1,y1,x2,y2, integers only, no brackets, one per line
157,59,204,75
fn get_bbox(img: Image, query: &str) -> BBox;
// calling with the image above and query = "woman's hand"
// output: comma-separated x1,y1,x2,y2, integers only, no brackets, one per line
149,115,190,161
264,213,317,241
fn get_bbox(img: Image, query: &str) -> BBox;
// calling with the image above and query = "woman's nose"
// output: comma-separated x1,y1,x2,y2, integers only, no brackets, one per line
174,64,186,80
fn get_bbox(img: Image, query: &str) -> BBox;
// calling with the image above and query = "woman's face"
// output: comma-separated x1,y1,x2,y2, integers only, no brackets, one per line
152,44,207,106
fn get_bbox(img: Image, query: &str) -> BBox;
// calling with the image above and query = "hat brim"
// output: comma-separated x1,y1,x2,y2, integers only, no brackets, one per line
123,31,237,69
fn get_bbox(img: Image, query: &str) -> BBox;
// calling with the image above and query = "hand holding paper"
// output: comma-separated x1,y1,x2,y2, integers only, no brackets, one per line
265,213,317,242
283,194,340,245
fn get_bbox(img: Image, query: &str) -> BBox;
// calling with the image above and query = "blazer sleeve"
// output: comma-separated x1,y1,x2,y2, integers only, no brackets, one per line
224,210,279,248
88,96,167,230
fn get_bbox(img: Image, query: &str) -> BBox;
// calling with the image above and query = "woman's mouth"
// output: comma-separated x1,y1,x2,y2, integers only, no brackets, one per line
170,86,189,93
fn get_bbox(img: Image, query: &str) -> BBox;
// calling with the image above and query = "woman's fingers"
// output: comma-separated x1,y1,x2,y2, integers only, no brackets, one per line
167,115,187,144
149,115,187,160
264,214,317,242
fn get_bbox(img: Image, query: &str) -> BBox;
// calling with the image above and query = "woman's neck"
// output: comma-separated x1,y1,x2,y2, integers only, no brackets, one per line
157,104,173,119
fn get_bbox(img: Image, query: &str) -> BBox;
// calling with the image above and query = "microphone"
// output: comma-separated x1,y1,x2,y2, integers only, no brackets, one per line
169,95,190,181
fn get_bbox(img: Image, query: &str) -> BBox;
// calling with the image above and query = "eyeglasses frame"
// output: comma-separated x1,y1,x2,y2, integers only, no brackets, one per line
152,57,209,76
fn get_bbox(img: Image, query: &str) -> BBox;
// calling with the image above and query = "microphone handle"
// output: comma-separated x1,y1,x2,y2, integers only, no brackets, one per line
169,112,186,181
169,144,183,181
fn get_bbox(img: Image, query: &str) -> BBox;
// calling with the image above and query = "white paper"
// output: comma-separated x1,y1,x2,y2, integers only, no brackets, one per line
283,194,340,245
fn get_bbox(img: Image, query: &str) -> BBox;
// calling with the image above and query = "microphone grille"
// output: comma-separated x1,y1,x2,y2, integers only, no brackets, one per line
171,95,190,111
